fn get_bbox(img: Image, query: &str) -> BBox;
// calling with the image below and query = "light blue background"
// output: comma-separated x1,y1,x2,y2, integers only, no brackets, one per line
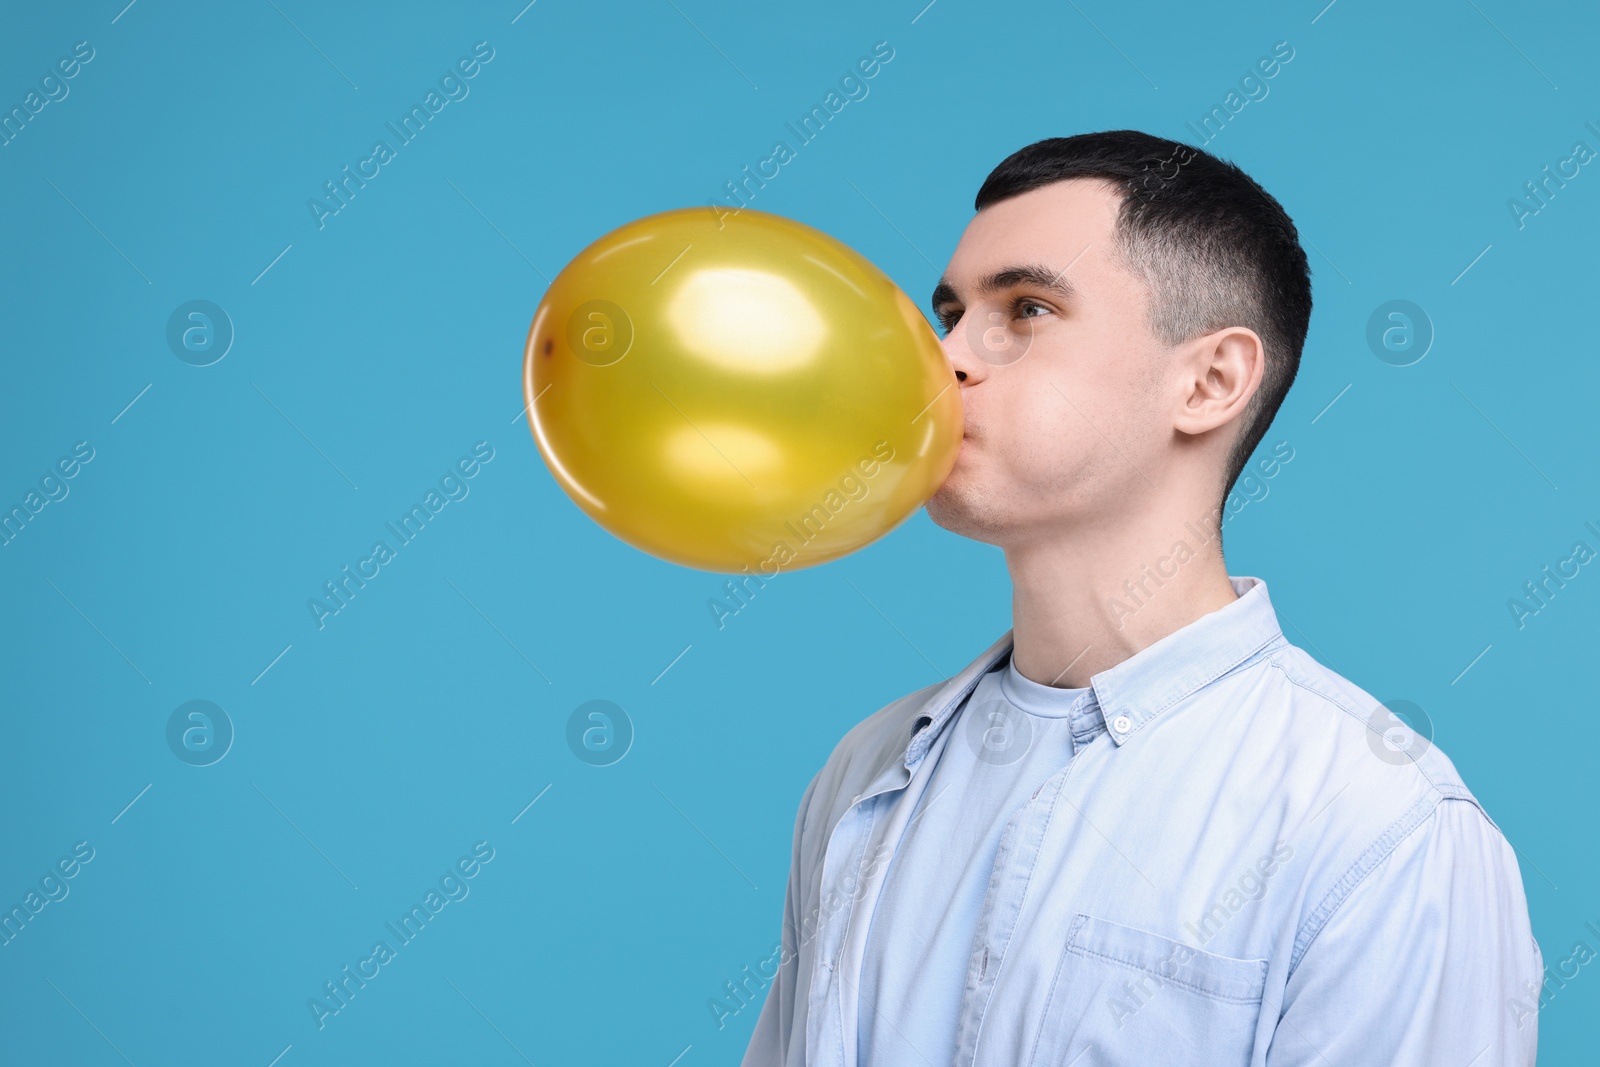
2,0,1595,1063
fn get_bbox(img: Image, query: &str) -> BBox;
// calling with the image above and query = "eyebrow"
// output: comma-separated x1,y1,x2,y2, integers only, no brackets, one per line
930,263,1080,316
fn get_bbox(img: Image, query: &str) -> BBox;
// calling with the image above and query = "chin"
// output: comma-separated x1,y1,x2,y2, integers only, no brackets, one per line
924,484,1007,544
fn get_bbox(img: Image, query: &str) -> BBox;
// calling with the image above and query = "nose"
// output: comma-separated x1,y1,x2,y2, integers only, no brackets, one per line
940,318,988,386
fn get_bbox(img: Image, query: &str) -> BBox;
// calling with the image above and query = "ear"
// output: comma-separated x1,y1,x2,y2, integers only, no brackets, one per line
1172,326,1265,438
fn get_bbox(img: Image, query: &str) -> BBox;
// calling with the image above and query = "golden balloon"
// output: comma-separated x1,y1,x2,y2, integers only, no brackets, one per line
522,207,961,573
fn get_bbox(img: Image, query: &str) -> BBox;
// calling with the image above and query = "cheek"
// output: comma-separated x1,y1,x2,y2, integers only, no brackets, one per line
1018,357,1115,446
998,386,1089,485
1020,360,1158,488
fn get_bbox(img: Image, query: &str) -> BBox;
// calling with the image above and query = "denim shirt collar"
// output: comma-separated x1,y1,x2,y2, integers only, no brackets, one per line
1086,575,1286,745
902,575,1286,769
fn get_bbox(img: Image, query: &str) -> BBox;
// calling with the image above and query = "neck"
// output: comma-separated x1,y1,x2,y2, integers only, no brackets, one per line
1004,504,1238,689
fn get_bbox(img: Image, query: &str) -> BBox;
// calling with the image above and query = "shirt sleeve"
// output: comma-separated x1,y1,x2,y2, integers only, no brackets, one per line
1266,798,1542,1067
742,766,823,1067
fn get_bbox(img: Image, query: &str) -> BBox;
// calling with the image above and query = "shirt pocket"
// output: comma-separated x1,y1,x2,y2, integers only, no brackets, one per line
1026,913,1267,1067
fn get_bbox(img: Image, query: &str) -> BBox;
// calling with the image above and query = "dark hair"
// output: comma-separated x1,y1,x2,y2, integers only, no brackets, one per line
974,130,1312,517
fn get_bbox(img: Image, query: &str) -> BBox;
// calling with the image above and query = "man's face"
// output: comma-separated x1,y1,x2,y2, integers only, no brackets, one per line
924,178,1174,547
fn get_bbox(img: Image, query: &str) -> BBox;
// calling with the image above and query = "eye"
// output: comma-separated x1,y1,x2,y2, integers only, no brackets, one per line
935,309,962,336
1014,297,1051,320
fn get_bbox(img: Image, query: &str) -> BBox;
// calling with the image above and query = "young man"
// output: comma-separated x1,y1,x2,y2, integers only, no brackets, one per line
740,131,1541,1067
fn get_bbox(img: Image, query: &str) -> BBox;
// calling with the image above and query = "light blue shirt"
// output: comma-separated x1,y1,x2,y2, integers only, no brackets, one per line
742,576,1541,1067
857,653,1088,1066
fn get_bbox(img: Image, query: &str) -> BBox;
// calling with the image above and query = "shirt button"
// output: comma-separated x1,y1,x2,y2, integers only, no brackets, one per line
1112,714,1133,734
852,794,862,804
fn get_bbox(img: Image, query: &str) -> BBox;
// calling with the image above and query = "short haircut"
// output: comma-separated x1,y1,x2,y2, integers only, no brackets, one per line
973,130,1312,516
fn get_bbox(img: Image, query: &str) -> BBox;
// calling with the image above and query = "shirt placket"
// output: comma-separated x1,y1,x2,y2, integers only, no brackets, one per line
953,708,1095,1067
805,718,960,1067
